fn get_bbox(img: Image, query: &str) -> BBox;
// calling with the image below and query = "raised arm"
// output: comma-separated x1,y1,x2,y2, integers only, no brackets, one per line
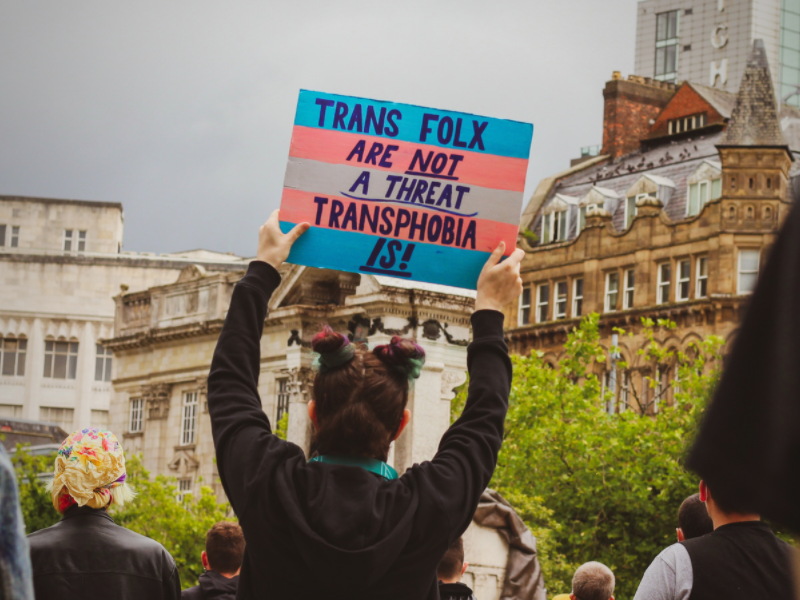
415,243,524,537
207,211,309,516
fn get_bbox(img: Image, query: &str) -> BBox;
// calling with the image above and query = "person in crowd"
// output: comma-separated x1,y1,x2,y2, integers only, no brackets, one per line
675,493,713,542
437,537,476,600
182,521,244,600
28,428,180,599
633,479,794,600
0,443,33,600
207,211,524,599
556,562,615,600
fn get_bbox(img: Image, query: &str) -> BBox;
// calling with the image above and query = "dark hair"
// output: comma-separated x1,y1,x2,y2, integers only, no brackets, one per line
678,493,713,539
572,562,615,600
437,537,464,580
311,326,425,461
205,521,245,574
704,480,753,515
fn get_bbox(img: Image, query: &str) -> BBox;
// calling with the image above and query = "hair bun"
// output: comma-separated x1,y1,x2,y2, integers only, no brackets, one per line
372,336,426,381
311,326,355,372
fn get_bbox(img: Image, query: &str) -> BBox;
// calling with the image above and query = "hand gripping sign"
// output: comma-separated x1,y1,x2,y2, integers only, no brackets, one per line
280,90,533,290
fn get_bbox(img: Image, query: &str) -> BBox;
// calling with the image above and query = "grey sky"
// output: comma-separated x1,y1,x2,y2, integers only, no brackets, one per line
0,1,637,256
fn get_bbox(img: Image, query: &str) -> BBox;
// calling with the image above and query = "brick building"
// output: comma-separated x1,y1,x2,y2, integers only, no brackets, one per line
507,40,798,413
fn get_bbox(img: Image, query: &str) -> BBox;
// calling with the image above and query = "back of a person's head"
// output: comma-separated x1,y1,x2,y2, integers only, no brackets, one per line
572,561,615,600
206,522,245,575
311,326,425,461
437,537,464,582
705,480,752,516
678,493,713,539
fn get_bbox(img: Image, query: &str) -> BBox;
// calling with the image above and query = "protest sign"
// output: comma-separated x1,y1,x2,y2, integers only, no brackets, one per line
279,90,533,290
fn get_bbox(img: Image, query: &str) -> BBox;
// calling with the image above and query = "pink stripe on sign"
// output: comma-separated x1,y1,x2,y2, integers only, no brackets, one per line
289,125,527,193
280,188,519,255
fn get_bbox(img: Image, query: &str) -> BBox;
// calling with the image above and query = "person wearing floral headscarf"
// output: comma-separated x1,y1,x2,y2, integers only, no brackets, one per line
28,428,181,600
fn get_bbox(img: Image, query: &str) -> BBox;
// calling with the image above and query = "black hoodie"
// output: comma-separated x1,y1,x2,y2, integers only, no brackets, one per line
208,261,512,599
182,571,239,600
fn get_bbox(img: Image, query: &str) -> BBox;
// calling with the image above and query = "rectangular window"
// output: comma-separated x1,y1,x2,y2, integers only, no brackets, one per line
0,404,22,418
91,410,109,429
0,337,27,377
43,341,79,379
0,224,5,246
696,256,708,298
572,278,584,317
655,10,679,82
518,287,531,325
658,263,672,304
177,478,193,502
623,269,635,309
181,392,198,445
555,281,568,320
605,272,619,312
553,211,567,242
95,344,113,382
536,284,550,323
78,230,87,252
578,207,587,234
710,178,722,200
39,407,75,432
276,378,290,423
626,196,642,228
64,230,73,251
541,214,552,244
129,398,144,433
738,249,760,294
10,226,18,248
677,259,691,301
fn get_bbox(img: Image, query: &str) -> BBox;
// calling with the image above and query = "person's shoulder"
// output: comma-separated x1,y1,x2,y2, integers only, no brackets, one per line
181,584,203,600
111,524,175,559
656,542,692,569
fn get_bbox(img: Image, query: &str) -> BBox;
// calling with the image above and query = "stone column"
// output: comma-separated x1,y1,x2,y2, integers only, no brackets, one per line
283,343,315,456
23,318,45,421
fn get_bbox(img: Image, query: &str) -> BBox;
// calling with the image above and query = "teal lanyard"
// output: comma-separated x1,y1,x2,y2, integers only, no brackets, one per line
309,455,399,481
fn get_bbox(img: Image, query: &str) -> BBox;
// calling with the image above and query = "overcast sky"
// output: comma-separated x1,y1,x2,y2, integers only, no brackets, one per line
0,1,637,256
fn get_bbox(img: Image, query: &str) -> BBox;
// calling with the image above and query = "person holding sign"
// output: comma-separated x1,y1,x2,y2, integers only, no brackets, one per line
208,210,523,599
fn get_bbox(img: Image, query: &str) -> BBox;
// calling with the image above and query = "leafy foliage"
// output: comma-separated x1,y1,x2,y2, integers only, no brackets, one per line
14,449,233,590
453,313,723,599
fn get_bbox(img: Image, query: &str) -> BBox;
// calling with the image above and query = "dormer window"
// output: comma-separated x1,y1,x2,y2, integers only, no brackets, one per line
687,179,721,215
668,113,706,135
541,194,578,244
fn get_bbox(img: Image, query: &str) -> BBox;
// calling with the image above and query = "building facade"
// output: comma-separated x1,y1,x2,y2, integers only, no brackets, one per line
510,40,796,413
0,196,247,433
634,0,800,107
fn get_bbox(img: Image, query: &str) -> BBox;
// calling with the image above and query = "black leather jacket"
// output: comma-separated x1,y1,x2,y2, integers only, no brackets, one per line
28,505,181,600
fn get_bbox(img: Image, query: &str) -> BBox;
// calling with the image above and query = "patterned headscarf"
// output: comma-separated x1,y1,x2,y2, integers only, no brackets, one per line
51,428,128,513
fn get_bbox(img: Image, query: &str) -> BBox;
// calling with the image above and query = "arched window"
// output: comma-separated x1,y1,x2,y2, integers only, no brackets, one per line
749,177,754,189
728,205,736,219
767,177,772,189
731,176,736,190
764,206,772,220
746,206,754,219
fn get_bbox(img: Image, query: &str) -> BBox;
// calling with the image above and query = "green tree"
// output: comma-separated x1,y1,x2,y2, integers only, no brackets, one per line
454,314,723,599
12,446,60,533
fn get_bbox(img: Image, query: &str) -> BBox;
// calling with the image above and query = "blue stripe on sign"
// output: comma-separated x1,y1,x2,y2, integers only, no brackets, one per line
294,90,534,161
280,221,487,290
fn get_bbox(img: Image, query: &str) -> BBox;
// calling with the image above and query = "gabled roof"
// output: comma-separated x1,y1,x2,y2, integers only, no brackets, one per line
689,83,737,119
721,39,788,147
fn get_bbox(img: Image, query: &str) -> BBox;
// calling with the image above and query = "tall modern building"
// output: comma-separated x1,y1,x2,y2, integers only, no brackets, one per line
634,0,800,106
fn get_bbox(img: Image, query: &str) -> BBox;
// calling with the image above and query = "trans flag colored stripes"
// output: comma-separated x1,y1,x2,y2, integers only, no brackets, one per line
280,89,533,290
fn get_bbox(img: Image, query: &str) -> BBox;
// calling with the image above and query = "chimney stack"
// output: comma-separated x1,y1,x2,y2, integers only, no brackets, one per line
601,74,677,159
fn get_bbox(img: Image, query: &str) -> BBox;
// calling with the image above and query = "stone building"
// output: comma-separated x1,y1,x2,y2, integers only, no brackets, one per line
104,263,520,597
508,40,797,413
0,196,246,432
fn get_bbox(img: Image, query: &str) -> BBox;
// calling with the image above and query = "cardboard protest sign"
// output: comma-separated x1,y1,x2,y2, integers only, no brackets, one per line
279,90,533,290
